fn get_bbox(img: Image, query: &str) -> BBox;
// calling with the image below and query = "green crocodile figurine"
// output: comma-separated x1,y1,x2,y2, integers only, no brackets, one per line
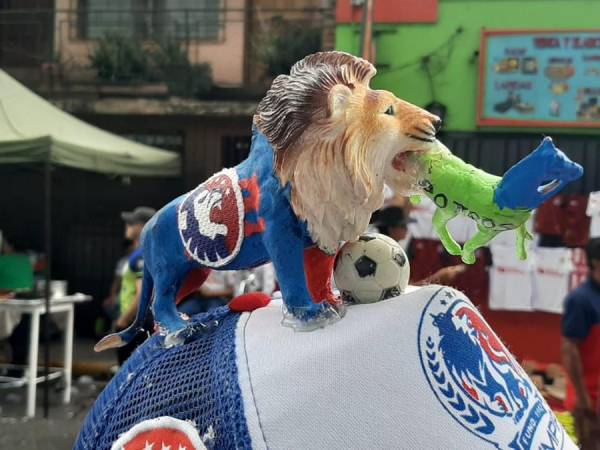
409,137,583,264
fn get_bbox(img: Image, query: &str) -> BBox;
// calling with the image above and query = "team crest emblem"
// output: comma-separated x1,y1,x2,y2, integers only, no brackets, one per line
110,416,207,450
418,288,566,449
178,169,244,267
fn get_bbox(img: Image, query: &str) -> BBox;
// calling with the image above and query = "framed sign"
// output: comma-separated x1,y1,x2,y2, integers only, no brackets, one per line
478,29,600,127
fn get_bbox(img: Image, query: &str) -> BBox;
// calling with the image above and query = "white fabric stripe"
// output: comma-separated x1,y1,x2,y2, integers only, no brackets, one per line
235,312,268,450
239,287,479,449
237,287,576,449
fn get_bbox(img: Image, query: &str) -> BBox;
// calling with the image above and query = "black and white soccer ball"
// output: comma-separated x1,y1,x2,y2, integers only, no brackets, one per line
333,233,410,304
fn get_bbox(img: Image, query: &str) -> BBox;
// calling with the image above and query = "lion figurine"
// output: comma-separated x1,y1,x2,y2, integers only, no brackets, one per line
95,51,441,350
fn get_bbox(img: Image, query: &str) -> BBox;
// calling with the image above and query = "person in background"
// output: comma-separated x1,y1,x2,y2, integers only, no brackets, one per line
562,238,600,449
0,230,14,255
375,206,413,251
0,232,17,371
178,271,234,317
177,264,277,316
375,206,465,285
0,230,13,298
228,263,277,298
97,239,135,337
113,206,156,365
1,233,33,377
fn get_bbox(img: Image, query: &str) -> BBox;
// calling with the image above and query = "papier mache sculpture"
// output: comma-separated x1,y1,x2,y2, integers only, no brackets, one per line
95,51,442,349
394,137,583,264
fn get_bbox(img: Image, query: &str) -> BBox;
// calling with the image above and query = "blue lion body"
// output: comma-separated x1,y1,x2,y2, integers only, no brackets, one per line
97,130,328,350
143,130,310,271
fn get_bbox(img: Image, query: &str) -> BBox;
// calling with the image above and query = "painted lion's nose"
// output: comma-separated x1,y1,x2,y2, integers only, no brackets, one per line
432,117,442,133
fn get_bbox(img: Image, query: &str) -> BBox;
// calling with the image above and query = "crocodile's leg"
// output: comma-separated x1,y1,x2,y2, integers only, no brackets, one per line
432,208,462,256
516,222,533,260
462,226,499,264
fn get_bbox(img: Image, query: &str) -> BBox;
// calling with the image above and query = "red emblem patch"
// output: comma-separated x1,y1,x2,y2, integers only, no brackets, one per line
111,416,207,450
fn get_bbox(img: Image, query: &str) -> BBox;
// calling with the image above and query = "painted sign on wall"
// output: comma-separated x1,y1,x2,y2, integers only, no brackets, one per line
478,29,600,127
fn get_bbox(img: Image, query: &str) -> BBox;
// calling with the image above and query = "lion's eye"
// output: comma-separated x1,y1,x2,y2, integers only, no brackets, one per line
384,105,395,116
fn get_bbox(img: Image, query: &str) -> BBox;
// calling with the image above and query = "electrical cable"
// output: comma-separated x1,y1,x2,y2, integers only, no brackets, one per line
380,27,463,75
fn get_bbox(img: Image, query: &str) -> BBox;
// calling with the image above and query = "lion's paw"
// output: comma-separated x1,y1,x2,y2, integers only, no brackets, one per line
281,301,345,332
164,330,186,348
163,320,220,348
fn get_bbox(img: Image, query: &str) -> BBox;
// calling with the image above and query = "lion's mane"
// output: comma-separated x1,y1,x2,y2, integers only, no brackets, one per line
254,51,385,253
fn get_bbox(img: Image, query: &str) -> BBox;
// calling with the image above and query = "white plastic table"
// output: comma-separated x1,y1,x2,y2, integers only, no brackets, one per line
0,294,91,417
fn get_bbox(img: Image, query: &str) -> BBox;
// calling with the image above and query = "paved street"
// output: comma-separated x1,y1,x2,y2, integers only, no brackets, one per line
0,378,105,449
0,337,114,449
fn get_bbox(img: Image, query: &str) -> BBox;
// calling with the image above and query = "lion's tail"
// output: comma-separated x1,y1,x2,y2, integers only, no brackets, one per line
94,269,154,352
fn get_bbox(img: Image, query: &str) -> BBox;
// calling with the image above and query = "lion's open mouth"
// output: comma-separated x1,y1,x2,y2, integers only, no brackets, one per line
392,152,413,171
392,150,423,171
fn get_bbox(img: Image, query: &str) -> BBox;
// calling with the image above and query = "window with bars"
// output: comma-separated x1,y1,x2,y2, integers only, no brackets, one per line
78,0,222,41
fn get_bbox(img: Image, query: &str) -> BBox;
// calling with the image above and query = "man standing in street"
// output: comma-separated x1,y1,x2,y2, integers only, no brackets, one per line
562,237,600,449
114,206,155,365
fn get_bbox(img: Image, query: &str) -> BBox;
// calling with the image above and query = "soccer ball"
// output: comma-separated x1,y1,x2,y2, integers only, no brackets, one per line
333,233,410,304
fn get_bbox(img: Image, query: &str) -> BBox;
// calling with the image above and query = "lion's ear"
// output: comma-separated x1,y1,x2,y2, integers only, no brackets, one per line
328,84,353,119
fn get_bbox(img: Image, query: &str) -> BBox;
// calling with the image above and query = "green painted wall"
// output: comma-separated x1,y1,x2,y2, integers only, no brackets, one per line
336,0,600,133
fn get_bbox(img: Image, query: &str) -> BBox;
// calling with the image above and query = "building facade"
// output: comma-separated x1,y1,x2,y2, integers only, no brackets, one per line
0,0,333,331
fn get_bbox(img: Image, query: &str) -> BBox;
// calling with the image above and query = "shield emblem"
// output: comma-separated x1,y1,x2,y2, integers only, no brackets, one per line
178,169,244,267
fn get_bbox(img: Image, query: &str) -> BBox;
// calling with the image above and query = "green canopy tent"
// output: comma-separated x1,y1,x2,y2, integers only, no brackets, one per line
0,71,179,175
0,70,181,417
